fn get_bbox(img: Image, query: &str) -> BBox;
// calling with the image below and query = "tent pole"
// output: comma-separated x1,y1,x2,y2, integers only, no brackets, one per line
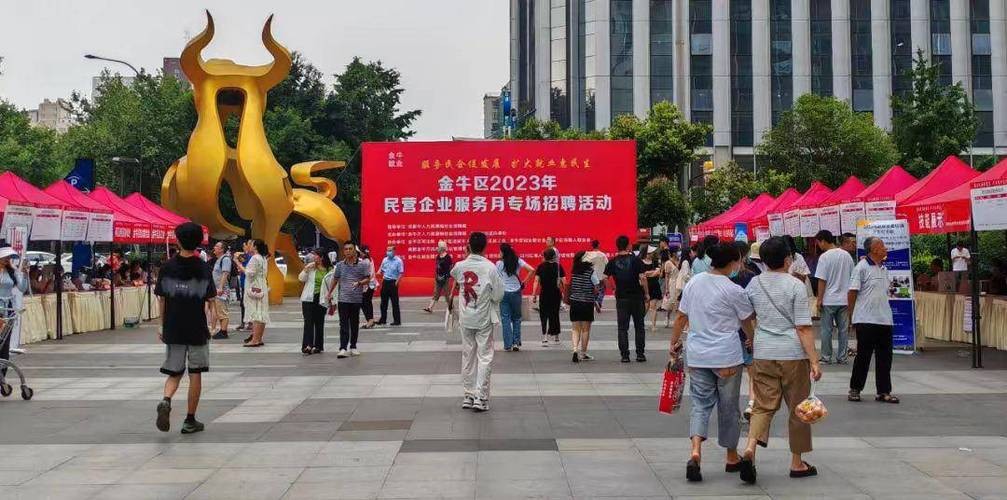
109,244,116,331
945,233,952,271
969,224,982,368
146,242,152,321
54,240,63,340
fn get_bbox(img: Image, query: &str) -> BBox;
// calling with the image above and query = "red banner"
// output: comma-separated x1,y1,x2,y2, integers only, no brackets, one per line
361,140,638,296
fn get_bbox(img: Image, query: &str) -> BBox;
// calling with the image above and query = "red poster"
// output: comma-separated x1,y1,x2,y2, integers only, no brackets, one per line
361,141,638,296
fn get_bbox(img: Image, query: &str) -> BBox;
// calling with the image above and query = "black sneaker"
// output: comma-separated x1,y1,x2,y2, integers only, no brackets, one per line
621,355,631,363
511,346,520,352
180,419,205,434
212,331,228,340
390,322,402,326
572,352,580,363
155,400,171,432
636,353,647,362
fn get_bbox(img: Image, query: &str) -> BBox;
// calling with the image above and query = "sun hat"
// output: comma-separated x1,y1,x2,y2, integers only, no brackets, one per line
749,242,762,261
0,247,17,260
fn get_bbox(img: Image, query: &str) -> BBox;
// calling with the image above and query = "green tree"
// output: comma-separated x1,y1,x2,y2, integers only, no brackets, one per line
892,50,978,177
639,177,692,230
0,100,63,185
609,101,711,185
690,161,793,221
322,57,421,150
757,93,897,190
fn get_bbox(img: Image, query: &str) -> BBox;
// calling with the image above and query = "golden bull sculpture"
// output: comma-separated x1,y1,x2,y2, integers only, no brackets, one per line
162,12,350,304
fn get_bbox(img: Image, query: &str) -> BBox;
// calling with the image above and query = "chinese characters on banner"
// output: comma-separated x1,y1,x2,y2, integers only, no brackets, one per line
1,205,34,243
767,213,785,236
818,205,841,235
864,199,896,223
60,211,90,241
783,210,801,237
971,178,1007,231
839,202,866,234
799,208,821,237
856,219,916,353
30,207,63,241
361,141,638,296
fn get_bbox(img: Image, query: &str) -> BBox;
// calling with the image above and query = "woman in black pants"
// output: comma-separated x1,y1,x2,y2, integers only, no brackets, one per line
359,246,377,329
532,248,566,346
297,249,333,354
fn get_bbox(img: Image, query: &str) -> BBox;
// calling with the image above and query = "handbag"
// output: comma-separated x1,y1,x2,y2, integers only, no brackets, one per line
658,353,686,415
247,287,265,300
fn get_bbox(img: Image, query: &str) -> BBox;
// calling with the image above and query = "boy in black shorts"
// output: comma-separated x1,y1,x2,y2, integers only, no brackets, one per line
155,222,216,434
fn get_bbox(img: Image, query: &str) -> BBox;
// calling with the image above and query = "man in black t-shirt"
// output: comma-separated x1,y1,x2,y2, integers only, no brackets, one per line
603,235,649,363
154,222,216,435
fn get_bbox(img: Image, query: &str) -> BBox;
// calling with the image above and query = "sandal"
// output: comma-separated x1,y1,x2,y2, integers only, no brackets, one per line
739,456,757,484
725,461,741,473
686,459,702,482
423,307,432,313
789,461,818,478
311,347,322,354
848,390,861,402
244,335,253,344
302,347,312,355
875,393,900,404
243,342,264,348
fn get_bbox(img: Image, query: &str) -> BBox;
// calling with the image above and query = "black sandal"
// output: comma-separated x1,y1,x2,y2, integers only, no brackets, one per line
739,457,757,484
875,393,900,404
725,461,741,473
848,390,861,402
302,347,312,355
686,459,702,482
789,461,818,478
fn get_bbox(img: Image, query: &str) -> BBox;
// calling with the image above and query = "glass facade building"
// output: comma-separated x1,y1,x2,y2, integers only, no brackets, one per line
770,0,792,125
610,0,634,117
690,0,713,145
810,0,833,97
850,0,873,112
730,0,753,146
650,0,674,105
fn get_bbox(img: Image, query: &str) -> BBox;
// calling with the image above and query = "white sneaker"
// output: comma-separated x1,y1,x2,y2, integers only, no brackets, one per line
471,398,489,412
541,336,549,346
10,348,25,355
461,395,475,409
337,349,348,358
551,335,560,344
350,349,361,356
743,400,754,422
580,352,594,361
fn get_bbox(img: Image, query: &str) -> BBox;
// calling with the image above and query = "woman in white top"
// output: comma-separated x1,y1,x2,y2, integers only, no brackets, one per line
670,243,755,483
662,250,680,328
359,246,378,329
233,239,270,347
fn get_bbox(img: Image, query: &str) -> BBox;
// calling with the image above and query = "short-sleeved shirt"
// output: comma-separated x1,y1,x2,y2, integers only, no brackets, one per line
212,255,232,292
332,259,372,304
155,255,216,346
690,255,712,274
951,248,970,271
789,253,811,276
380,255,404,280
643,260,661,292
747,272,813,360
452,254,505,329
496,258,530,293
435,253,453,281
535,261,565,299
604,254,645,300
815,247,855,306
678,272,754,368
569,268,599,303
849,258,893,325
584,250,609,281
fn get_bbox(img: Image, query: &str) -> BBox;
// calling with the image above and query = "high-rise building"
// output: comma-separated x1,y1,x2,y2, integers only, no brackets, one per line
25,98,74,133
162,57,189,84
91,75,135,101
510,0,1004,170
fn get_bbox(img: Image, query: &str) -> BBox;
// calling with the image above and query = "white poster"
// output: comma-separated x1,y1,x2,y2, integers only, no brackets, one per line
864,199,897,223
971,179,1007,231
768,213,785,236
754,227,771,243
819,205,841,235
87,213,115,242
800,208,821,237
10,226,28,262
30,207,63,241
60,210,90,241
840,202,866,234
1,205,34,243
784,210,801,237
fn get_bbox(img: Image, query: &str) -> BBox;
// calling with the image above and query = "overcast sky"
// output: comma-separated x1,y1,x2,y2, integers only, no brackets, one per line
0,0,509,140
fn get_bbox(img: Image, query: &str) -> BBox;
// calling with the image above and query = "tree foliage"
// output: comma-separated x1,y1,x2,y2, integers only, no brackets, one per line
690,161,793,221
0,100,64,185
892,49,979,177
756,93,897,191
639,177,692,231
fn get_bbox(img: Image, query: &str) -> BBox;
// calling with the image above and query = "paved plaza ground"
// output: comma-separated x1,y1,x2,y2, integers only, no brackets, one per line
1,297,1006,499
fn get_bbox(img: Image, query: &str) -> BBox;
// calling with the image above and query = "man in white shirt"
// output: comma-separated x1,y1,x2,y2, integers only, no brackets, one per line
847,236,899,404
951,241,971,290
814,230,855,364
583,240,609,311
449,232,504,413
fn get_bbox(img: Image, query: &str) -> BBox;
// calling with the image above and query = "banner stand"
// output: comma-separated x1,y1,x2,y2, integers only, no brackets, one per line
857,219,917,355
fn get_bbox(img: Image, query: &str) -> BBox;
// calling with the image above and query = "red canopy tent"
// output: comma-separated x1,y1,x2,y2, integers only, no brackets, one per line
706,193,776,240
88,187,165,243
899,158,1007,234
124,193,208,243
44,180,118,242
834,165,918,232
852,165,918,202
0,171,69,241
692,197,752,240
788,182,834,238
750,188,802,236
770,181,831,237
816,176,867,236
895,156,979,207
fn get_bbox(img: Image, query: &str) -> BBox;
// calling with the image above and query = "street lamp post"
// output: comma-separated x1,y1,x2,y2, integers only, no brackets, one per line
84,54,140,76
111,157,140,196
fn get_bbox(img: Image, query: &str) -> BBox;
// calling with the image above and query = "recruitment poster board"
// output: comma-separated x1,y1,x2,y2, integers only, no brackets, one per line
971,178,1007,231
361,140,638,296
864,199,896,223
856,219,916,353
783,210,801,236
819,205,841,235
768,213,785,236
60,210,90,241
1,205,34,243
800,208,821,237
840,202,866,234
87,213,114,242
31,207,63,241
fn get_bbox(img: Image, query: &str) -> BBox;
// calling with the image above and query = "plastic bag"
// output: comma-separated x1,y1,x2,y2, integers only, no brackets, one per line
659,353,686,415
794,380,828,424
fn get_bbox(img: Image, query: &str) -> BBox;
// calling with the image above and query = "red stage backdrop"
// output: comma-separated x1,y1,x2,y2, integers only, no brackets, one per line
361,140,638,296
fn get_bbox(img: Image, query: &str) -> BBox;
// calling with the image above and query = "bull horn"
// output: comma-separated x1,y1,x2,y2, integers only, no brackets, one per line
258,14,292,89
180,10,214,81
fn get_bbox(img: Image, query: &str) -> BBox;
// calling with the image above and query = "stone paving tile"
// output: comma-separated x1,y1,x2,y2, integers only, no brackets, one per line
7,484,107,500
378,479,477,499
283,480,385,500
98,483,202,500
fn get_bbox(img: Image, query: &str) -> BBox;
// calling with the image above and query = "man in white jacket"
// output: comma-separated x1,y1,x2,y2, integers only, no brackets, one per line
449,232,504,412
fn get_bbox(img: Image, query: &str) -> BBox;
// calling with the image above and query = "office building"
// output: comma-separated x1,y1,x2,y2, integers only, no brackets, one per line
25,98,74,133
91,75,135,101
509,0,1004,171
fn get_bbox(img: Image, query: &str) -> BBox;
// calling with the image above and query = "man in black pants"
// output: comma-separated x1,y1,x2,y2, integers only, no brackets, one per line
847,236,899,404
604,235,649,362
331,242,373,358
377,245,404,326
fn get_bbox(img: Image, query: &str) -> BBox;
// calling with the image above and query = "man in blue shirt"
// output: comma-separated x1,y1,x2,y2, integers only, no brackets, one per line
377,245,405,326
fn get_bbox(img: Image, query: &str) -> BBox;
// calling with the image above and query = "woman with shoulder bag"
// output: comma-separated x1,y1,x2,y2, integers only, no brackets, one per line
233,239,270,347
298,249,334,354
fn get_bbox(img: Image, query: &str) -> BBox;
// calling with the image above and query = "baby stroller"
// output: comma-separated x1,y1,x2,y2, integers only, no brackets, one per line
0,308,33,400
